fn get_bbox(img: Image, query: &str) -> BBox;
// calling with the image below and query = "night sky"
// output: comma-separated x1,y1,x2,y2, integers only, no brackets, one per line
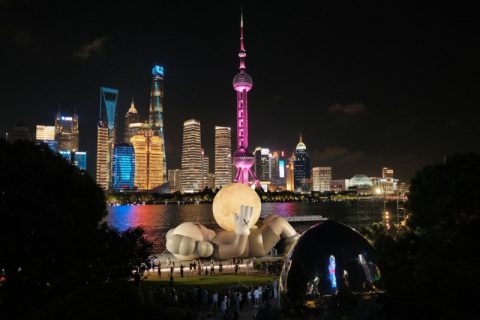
1,1,479,182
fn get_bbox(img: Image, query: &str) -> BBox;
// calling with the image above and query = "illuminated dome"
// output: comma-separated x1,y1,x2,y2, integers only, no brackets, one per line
296,141,307,150
233,71,253,92
279,221,381,310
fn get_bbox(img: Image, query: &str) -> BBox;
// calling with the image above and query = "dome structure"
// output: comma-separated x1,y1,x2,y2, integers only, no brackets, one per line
279,220,381,309
349,174,373,188
296,135,307,151
233,71,253,92
296,141,306,150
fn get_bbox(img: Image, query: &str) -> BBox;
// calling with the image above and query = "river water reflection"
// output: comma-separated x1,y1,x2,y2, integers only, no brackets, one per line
106,201,393,253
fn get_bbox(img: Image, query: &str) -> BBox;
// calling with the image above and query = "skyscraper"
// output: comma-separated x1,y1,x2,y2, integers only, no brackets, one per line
73,151,87,171
149,64,167,182
130,124,164,190
181,119,202,193
36,125,55,141
270,150,288,191
60,150,87,171
35,125,57,152
254,147,272,182
96,87,119,190
293,136,311,193
124,100,140,143
113,144,135,191
382,167,394,179
214,126,232,189
312,167,332,192
168,169,181,193
286,155,295,191
201,149,210,190
96,120,110,190
55,112,79,152
232,11,260,187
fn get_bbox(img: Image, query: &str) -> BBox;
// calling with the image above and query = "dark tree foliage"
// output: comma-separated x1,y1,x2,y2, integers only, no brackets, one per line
366,154,480,320
0,140,152,319
408,153,480,228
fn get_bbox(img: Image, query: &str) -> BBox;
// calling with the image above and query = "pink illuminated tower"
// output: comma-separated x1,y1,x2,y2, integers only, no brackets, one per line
232,10,260,187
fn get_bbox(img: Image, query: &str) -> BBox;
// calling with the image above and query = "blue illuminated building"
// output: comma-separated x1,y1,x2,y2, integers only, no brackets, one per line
113,144,135,191
59,150,72,163
73,151,87,171
293,136,311,193
59,150,87,171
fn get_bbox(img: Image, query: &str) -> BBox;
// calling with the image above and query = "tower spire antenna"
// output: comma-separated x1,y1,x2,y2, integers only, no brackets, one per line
239,7,246,70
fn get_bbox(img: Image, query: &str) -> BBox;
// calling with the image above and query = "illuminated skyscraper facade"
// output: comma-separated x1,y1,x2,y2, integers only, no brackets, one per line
181,119,202,193
73,151,87,171
254,147,272,181
59,150,87,171
96,87,119,190
149,64,167,182
293,136,311,193
124,100,140,143
55,112,79,152
168,169,181,193
232,11,260,187
113,144,135,191
214,126,232,189
202,149,209,190
35,125,57,152
286,155,295,191
36,125,55,141
96,121,110,190
270,150,288,191
130,125,164,190
312,167,332,192
382,167,394,179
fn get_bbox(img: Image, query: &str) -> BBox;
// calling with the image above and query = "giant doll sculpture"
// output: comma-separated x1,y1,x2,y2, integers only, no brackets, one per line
166,183,300,260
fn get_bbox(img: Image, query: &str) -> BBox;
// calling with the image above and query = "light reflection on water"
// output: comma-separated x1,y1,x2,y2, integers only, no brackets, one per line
106,201,388,253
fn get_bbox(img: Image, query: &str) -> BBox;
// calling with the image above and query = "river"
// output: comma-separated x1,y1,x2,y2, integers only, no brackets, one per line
106,200,398,253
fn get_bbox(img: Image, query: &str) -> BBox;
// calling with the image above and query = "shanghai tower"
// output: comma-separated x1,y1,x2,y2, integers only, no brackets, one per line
149,64,167,182
232,10,260,187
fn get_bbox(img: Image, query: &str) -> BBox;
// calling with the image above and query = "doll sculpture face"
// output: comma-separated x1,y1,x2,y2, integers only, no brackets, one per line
212,183,261,231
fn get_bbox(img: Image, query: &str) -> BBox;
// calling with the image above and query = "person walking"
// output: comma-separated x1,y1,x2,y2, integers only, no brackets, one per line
220,295,228,316
157,261,162,278
180,264,184,277
211,291,219,311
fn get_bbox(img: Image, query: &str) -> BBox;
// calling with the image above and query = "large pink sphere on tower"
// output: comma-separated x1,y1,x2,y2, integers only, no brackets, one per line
233,70,253,92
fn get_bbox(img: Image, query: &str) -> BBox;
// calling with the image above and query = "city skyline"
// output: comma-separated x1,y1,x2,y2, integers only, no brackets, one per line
1,1,479,181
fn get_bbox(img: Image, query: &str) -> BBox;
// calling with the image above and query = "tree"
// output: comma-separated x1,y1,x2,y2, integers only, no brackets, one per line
369,154,480,319
407,153,480,228
0,140,151,319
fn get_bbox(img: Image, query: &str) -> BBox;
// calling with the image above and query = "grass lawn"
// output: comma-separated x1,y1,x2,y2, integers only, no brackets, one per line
141,273,277,291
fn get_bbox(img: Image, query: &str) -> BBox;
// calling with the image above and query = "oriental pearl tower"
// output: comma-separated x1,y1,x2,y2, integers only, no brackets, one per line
232,10,260,187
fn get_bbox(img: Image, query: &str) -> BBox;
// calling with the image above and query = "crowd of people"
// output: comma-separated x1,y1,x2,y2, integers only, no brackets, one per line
145,279,279,319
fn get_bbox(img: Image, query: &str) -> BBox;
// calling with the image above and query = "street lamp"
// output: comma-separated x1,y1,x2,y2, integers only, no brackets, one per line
384,210,390,230
375,187,387,227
